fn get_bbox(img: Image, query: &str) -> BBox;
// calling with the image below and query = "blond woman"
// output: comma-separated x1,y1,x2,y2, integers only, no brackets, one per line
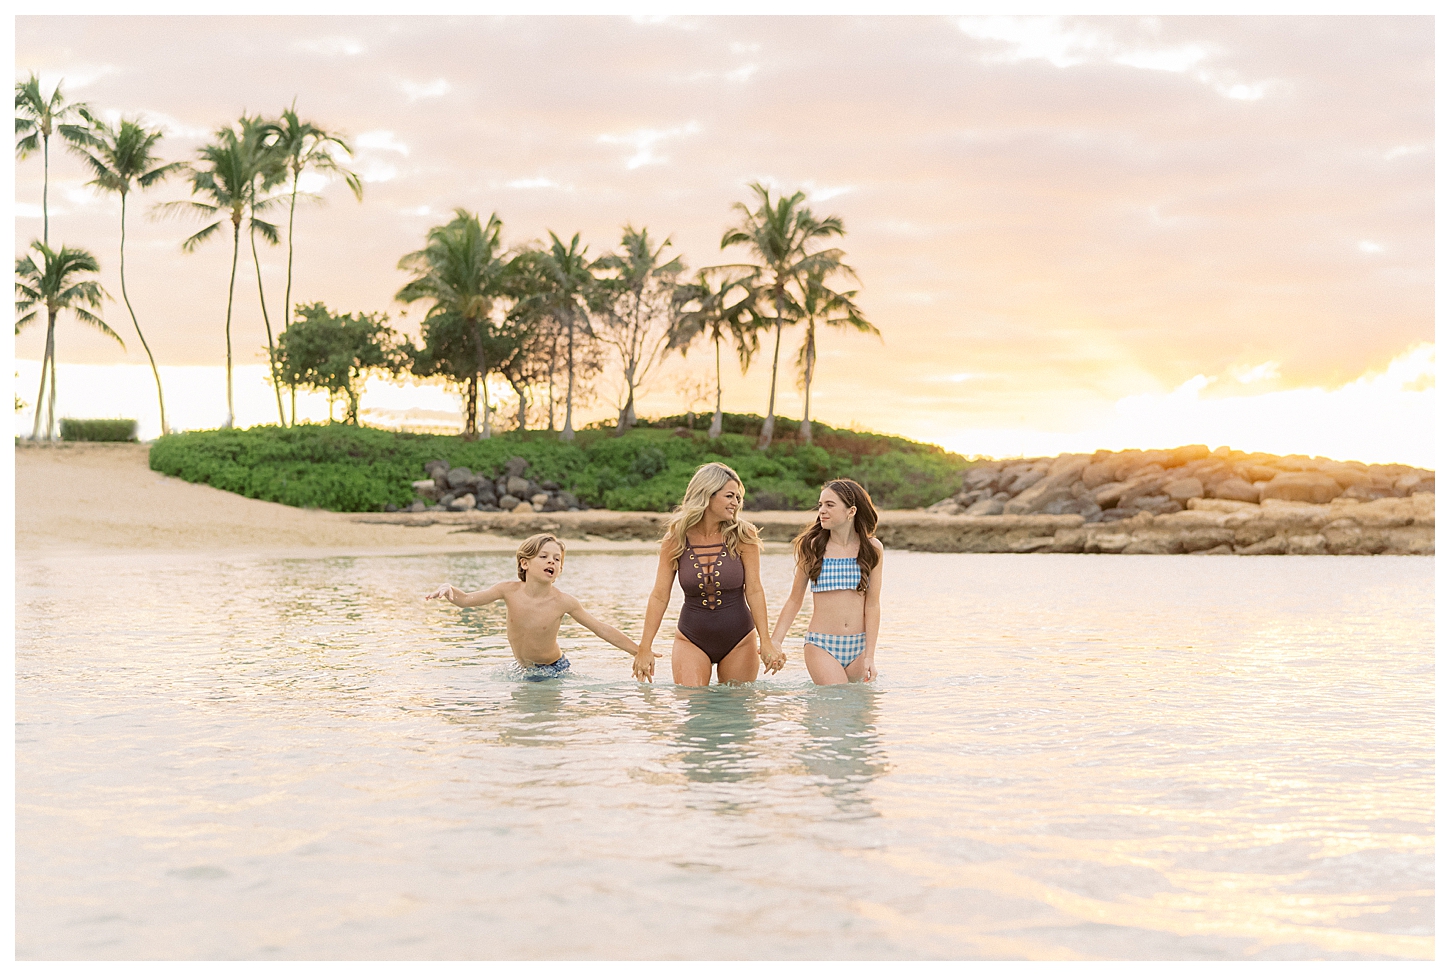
635,462,786,686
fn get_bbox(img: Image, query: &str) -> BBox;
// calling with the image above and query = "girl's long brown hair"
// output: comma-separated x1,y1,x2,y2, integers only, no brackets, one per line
792,479,879,593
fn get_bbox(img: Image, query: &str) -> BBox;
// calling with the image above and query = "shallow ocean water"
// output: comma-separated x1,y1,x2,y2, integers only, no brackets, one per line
14,549,1434,960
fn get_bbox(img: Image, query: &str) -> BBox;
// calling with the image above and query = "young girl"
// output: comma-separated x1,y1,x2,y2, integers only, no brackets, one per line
772,479,884,685
636,462,786,686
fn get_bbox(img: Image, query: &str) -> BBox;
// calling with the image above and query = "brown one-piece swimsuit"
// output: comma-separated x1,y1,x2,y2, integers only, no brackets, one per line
675,541,754,664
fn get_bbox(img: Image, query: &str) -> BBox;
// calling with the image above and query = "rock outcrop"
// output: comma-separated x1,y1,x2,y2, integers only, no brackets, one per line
393,456,588,515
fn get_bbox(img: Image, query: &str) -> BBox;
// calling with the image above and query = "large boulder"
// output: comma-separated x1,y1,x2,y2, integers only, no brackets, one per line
1163,477,1204,501
448,493,476,511
1081,460,1119,489
1259,472,1343,504
497,494,520,510
445,467,474,489
1004,457,1089,514
1209,477,1260,503
504,456,530,479
926,498,965,515
963,466,999,491
964,497,1005,516
507,475,531,498
1170,444,1211,466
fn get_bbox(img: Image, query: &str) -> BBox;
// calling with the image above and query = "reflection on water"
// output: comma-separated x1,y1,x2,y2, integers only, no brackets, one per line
14,550,1434,960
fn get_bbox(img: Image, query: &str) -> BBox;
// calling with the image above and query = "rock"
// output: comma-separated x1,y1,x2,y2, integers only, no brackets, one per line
1237,535,1288,555
1323,466,1372,489
1187,497,1259,513
1084,529,1133,553
479,503,500,512
1003,466,1047,496
513,499,536,513
558,491,580,509
991,491,1012,503
507,476,531,498
423,459,449,476
411,479,436,491
964,498,1004,516
445,467,474,489
1123,494,1182,516
384,502,398,512
448,493,476,511
1163,477,1204,501
1394,472,1424,493
1238,463,1280,483
408,500,427,512
531,493,551,507
1098,508,1136,522
963,467,998,491
498,494,520,510
926,498,965,515
1259,472,1343,504
439,491,456,506
1285,533,1328,555
1209,477,1260,502
473,482,497,503
414,483,442,502
540,480,560,491
1170,444,1210,466
1004,458,1088,514
504,456,530,479
1081,460,1118,489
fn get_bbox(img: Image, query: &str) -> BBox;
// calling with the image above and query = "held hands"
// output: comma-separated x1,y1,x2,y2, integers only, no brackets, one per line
632,645,658,683
760,640,786,674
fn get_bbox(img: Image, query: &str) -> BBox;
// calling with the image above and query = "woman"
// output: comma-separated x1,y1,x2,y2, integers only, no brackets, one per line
771,479,883,684
635,462,786,686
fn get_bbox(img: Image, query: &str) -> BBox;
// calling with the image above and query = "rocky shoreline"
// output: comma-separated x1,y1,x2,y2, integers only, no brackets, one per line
372,446,1434,555
351,492,1433,555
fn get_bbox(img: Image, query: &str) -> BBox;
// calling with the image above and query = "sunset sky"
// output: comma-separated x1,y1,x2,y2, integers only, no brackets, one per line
11,14,1435,466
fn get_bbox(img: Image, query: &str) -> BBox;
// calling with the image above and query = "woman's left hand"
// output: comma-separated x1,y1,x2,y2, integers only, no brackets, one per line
761,641,786,674
861,656,876,682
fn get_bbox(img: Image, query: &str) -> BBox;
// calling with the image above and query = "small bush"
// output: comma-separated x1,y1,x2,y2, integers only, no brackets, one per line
60,418,137,442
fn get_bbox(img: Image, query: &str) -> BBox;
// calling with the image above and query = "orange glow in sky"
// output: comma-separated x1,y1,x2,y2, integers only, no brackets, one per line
12,15,1434,466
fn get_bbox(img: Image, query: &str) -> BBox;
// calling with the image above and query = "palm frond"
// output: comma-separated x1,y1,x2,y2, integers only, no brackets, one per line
181,221,224,252
72,306,124,348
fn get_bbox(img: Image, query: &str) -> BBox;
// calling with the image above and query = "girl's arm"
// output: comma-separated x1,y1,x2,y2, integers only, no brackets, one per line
771,563,810,651
861,540,884,682
740,544,785,673
635,545,678,681
424,581,508,608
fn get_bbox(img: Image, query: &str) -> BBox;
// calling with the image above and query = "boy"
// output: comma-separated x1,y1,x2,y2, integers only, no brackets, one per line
425,533,655,681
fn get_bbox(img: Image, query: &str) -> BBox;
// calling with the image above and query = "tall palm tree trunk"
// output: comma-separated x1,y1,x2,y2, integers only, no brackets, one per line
801,322,816,446
561,317,576,442
283,176,300,425
250,225,286,425
119,195,168,436
46,347,60,441
224,222,242,429
36,134,53,434
710,332,723,439
42,134,50,246
32,312,56,441
482,372,492,438
464,375,477,437
758,315,784,449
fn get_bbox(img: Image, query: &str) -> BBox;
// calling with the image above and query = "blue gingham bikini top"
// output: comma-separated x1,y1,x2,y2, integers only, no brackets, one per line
811,556,862,593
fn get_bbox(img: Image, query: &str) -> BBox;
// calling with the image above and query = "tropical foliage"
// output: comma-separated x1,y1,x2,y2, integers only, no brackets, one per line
149,414,967,513
275,302,405,424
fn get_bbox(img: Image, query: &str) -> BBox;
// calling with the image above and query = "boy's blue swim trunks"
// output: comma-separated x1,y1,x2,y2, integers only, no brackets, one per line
522,655,571,681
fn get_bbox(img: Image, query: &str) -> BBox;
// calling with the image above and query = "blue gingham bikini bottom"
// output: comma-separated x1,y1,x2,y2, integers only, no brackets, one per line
805,632,866,667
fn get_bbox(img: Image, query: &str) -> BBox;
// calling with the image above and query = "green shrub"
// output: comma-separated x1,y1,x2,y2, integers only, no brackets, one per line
147,417,970,513
60,418,137,442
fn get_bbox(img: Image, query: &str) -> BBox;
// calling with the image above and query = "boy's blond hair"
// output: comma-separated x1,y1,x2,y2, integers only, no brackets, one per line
516,533,566,581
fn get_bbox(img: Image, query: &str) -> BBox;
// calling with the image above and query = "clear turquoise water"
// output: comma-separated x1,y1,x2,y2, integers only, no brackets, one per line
15,550,1434,959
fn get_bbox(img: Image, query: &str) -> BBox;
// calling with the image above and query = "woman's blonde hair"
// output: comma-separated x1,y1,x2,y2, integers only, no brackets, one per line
661,462,760,562
516,533,565,580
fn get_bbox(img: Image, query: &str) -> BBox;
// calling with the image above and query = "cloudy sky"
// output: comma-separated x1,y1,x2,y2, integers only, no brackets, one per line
12,15,1435,463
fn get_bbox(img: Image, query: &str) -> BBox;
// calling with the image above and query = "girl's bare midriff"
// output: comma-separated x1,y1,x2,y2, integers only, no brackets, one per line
808,587,865,635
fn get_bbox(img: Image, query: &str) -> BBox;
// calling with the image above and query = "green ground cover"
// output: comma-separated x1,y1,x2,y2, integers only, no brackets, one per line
147,413,972,513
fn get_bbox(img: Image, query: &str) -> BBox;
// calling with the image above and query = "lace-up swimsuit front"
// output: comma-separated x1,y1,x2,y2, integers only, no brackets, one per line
676,539,755,664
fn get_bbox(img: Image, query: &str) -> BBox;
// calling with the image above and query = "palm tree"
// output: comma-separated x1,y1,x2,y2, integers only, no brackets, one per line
788,271,877,446
593,225,686,434
719,182,847,448
536,232,598,442
15,242,122,440
157,119,276,428
262,104,362,423
73,117,184,435
14,73,94,246
670,269,758,439
396,209,511,438
16,73,96,429
239,116,288,425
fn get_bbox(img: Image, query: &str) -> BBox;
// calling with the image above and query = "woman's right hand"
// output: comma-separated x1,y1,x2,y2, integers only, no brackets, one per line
760,640,786,674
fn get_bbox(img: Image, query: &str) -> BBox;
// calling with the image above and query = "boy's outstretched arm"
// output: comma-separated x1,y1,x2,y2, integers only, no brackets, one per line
564,597,658,682
424,582,508,608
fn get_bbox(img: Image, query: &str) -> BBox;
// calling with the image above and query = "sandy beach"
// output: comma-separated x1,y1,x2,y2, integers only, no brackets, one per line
14,441,664,560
